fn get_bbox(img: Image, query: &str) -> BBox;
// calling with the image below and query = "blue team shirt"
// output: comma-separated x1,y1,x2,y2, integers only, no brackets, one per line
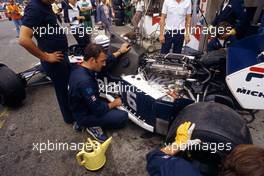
147,149,201,176
68,64,110,123
22,0,68,52
212,0,249,34
68,54,117,123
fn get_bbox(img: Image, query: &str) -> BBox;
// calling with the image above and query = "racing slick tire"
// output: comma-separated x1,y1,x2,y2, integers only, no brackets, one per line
0,64,26,107
165,102,252,175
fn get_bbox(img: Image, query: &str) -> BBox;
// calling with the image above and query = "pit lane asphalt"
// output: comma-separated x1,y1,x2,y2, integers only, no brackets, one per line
0,20,263,176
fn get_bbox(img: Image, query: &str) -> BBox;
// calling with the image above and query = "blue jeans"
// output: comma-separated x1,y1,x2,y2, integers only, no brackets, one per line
78,109,128,129
41,54,74,124
161,30,185,54
12,19,22,36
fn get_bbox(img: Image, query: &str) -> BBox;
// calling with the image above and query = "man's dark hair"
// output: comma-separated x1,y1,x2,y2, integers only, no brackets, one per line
219,144,264,176
83,43,106,61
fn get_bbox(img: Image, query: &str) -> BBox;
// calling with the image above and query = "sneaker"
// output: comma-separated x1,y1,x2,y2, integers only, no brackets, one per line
86,127,108,143
73,122,85,132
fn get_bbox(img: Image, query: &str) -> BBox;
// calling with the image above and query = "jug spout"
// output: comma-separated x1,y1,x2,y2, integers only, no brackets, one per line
101,137,112,154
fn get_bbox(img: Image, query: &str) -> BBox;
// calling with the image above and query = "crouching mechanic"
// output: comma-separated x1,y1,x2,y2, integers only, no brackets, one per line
147,94,264,176
147,122,264,176
68,42,131,142
147,122,202,176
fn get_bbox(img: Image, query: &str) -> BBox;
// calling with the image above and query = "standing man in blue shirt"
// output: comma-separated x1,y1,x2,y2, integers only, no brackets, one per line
207,0,249,52
211,0,249,38
18,0,73,124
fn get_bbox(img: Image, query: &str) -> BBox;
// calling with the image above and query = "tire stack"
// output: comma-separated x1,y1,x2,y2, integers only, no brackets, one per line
112,0,125,26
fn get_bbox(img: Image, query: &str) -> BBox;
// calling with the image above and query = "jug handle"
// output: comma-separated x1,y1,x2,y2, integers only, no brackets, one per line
76,151,86,166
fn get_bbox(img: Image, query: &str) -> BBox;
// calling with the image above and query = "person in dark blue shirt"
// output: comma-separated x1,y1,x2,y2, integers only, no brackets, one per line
207,0,249,52
19,0,73,124
146,112,264,176
207,21,238,52
147,149,201,176
147,143,264,176
68,43,130,142
147,122,201,176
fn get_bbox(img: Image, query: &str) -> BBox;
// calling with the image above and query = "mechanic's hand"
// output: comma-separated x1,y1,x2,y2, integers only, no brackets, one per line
108,97,122,109
167,91,180,100
113,97,122,107
45,51,63,63
119,43,131,54
161,122,201,156
159,35,165,44
184,35,191,44
174,122,201,151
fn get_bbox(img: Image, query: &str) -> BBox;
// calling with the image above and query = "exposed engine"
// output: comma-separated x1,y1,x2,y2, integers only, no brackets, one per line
139,53,198,101
147,54,194,79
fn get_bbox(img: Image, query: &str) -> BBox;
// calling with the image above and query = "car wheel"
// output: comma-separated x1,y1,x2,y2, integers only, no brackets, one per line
0,64,26,107
165,102,252,175
204,94,235,109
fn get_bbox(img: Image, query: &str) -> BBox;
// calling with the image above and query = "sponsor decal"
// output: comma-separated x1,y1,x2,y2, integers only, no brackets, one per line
236,88,264,98
246,67,264,81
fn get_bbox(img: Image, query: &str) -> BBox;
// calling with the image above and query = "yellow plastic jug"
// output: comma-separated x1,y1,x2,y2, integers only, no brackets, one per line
76,137,112,171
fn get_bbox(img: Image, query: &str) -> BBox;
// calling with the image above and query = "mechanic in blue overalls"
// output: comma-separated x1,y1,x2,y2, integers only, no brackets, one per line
68,38,131,142
147,121,202,176
19,0,73,124
207,0,249,52
146,120,264,176
207,21,237,52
